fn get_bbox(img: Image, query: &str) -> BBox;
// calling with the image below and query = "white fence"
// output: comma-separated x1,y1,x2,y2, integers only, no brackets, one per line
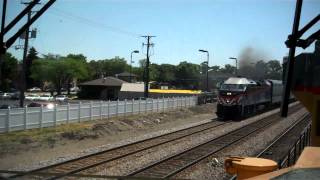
0,96,197,133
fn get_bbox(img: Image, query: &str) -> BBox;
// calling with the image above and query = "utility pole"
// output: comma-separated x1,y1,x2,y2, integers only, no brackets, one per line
19,1,39,107
141,35,155,98
0,0,7,88
19,10,31,107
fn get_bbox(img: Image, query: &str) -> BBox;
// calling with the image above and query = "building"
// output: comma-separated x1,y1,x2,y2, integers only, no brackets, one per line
115,72,138,82
78,77,127,100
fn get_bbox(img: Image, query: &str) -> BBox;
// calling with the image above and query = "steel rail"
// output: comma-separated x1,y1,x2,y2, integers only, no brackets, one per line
10,118,229,179
128,105,302,179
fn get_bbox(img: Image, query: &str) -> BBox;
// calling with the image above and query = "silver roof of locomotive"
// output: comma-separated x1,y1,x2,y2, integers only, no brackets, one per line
224,77,257,85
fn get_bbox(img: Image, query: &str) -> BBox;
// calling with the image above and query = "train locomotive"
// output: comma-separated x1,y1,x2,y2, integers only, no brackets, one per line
216,77,283,119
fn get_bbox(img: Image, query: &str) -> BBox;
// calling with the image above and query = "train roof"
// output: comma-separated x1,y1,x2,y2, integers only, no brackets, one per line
224,77,257,85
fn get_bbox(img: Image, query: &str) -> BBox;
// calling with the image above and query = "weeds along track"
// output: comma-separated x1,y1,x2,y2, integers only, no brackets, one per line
127,104,303,179
10,118,228,179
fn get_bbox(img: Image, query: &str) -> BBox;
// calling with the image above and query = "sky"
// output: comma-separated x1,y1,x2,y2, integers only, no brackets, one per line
2,0,320,67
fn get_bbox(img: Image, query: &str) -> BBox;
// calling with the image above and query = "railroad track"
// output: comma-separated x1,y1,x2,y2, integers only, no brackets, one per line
9,118,229,179
257,113,311,167
228,112,311,180
127,104,303,179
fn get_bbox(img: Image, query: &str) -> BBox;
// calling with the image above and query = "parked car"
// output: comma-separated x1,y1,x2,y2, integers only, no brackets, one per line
10,92,20,100
27,87,41,92
70,87,79,92
28,102,55,109
25,94,40,101
38,94,53,101
55,95,68,101
0,105,10,109
0,93,12,99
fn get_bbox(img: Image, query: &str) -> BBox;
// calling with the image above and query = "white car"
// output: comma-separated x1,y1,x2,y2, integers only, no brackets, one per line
38,94,53,101
0,93,12,99
25,94,40,101
28,87,41,92
55,95,68,101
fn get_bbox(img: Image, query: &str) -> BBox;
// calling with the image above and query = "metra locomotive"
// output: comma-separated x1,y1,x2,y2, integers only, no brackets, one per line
216,77,283,119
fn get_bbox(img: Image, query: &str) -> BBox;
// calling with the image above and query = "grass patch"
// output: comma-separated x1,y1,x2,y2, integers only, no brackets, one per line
0,122,93,145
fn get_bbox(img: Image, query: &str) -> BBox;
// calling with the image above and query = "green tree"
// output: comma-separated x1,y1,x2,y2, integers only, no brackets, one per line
221,64,236,74
102,57,129,76
157,64,176,83
175,61,200,89
267,60,282,79
26,47,39,88
31,56,89,95
1,53,18,91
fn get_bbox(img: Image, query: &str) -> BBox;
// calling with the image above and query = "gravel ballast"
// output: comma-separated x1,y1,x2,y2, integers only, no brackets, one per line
79,103,301,176
174,106,308,180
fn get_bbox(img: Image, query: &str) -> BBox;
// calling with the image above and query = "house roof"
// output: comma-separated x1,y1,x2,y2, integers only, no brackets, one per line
115,72,137,77
79,77,127,87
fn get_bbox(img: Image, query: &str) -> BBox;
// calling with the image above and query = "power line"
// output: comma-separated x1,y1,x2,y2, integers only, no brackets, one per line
49,8,142,37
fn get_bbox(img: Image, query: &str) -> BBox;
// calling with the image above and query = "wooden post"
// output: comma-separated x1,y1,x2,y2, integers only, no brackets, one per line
40,105,43,128
67,103,70,124
78,102,81,122
24,106,27,130
132,99,134,114
54,104,57,127
6,107,10,132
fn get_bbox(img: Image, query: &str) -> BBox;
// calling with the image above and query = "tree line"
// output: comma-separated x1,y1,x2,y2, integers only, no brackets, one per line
1,47,283,93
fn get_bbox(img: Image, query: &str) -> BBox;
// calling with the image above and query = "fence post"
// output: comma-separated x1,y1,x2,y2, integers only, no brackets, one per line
24,106,27,130
6,107,10,132
78,102,81,123
124,99,127,117
54,104,57,127
162,97,165,112
100,101,103,120
116,99,119,117
90,101,93,120
145,98,147,112
39,105,43,128
185,96,187,107
157,98,159,112
107,100,110,118
132,99,134,115
151,98,154,112
138,98,141,114
67,103,70,124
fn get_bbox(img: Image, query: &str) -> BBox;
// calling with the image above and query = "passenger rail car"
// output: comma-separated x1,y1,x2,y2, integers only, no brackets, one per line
216,77,283,119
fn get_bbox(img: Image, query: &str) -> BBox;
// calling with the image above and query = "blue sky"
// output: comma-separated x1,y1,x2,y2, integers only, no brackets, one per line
3,0,320,67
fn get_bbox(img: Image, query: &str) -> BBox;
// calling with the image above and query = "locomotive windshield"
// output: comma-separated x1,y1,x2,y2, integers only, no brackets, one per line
220,84,246,91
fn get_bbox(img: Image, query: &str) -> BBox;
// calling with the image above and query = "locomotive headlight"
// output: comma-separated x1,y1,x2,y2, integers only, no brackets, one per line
227,92,232,95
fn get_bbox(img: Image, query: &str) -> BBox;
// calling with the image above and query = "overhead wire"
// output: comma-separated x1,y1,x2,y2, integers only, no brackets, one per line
49,7,142,38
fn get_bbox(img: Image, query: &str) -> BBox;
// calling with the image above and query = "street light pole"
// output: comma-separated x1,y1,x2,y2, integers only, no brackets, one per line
199,49,209,92
229,57,238,76
130,50,139,83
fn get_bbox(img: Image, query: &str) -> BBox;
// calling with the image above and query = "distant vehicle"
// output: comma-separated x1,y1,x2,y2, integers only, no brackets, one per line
55,95,68,101
0,93,12,99
0,105,10,109
10,92,20,100
38,94,53,101
28,102,55,109
70,86,79,92
25,94,40,101
28,87,41,92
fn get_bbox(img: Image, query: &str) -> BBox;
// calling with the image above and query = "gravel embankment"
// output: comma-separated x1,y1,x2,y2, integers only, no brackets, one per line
174,106,308,180
2,104,215,171
81,103,301,176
